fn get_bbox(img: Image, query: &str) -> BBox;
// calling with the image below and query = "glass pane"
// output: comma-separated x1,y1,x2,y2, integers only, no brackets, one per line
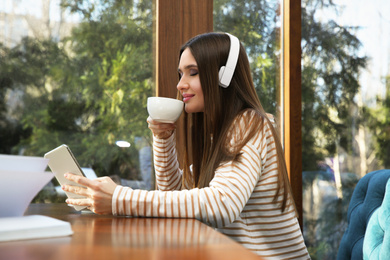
0,0,155,202
302,0,390,258
213,0,282,121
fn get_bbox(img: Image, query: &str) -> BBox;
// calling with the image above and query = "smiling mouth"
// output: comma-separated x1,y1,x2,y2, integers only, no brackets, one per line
182,94,194,102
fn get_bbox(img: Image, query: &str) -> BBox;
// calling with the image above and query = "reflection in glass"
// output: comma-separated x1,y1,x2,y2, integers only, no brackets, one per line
214,0,282,118
301,0,390,258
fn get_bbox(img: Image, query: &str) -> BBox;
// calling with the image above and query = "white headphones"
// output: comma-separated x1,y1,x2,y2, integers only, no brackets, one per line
218,33,240,88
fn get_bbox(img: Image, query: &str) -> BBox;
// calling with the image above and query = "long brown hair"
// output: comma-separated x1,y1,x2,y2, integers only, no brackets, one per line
178,32,292,212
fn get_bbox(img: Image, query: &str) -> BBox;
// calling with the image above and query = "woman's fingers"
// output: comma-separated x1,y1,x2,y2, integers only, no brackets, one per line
147,117,175,129
62,173,92,207
62,173,117,215
147,117,176,139
64,173,92,187
66,197,91,207
62,183,89,196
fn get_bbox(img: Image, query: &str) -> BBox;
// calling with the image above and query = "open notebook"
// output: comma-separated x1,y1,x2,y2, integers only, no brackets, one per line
0,215,73,242
0,154,73,242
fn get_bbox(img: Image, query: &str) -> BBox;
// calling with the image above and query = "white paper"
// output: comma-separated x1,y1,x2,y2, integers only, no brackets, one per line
0,154,49,172
0,215,73,241
0,155,53,218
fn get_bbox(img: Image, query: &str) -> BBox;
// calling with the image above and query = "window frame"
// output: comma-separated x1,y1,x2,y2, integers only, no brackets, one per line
282,0,302,226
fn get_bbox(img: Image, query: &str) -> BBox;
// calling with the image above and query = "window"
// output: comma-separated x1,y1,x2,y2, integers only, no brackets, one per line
0,0,155,201
301,0,390,258
214,0,282,118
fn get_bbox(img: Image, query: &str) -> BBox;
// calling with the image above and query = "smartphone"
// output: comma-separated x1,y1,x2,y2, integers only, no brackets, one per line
44,144,87,211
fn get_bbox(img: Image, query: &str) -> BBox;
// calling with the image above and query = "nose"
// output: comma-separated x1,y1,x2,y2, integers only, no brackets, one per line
177,77,189,91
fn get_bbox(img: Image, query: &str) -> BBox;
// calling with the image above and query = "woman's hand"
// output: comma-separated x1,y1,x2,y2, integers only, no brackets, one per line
147,116,176,139
62,173,118,215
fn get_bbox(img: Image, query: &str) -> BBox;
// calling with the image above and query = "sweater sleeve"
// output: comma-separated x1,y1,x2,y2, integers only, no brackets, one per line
112,113,272,229
152,132,183,191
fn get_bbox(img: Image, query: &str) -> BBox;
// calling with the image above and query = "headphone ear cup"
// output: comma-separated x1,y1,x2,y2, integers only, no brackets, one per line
218,33,240,88
218,66,228,88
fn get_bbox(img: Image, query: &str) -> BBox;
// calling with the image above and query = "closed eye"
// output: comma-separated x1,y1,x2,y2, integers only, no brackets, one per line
190,69,198,76
178,65,198,78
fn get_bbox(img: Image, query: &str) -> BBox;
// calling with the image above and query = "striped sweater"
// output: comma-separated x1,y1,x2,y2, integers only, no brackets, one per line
112,111,310,259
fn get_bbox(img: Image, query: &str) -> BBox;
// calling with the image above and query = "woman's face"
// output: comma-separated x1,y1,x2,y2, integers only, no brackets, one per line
177,48,204,113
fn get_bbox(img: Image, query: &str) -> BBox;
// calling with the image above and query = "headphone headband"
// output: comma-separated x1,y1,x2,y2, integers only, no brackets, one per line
218,33,240,88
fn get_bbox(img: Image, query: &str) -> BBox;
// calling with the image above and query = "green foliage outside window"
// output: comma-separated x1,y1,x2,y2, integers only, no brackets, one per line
367,75,390,168
1,0,390,259
0,0,154,182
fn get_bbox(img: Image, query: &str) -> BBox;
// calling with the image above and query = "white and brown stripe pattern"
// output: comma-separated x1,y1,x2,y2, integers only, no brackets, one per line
112,111,310,259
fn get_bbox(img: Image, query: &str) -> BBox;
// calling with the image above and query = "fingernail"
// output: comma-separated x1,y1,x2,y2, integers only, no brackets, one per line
64,173,68,178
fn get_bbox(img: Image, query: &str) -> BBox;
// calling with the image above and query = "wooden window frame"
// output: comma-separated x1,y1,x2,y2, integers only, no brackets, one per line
155,0,303,224
283,0,302,226
154,0,213,99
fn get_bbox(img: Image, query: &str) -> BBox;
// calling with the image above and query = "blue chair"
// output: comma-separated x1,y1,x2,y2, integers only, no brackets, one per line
337,169,390,260
363,178,390,259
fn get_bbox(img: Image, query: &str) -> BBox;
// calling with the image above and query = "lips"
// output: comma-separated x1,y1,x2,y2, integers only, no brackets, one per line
182,94,194,102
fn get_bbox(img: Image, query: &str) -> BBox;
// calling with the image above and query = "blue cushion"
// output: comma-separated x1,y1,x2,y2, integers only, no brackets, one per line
337,169,390,260
363,178,390,260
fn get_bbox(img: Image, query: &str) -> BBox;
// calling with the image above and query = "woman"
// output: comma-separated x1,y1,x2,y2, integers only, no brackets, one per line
63,32,310,259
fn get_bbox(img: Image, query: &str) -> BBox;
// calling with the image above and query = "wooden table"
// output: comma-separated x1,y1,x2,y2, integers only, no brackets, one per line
0,203,261,260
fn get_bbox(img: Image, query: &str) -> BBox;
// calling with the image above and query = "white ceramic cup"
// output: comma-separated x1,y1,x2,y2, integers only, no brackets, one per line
147,97,184,123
